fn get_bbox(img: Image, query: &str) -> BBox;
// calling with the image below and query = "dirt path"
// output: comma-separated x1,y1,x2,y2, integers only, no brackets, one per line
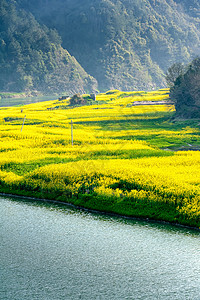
132,100,174,106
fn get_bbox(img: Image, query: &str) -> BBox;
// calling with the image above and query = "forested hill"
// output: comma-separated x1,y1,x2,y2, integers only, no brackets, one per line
1,0,200,93
16,0,200,92
0,0,97,94
173,0,200,18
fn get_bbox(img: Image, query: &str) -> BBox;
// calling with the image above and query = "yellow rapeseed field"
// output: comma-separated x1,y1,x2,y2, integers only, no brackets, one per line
0,89,199,227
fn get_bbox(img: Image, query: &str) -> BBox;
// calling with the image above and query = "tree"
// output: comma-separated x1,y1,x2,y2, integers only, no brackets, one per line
165,63,185,87
170,58,200,118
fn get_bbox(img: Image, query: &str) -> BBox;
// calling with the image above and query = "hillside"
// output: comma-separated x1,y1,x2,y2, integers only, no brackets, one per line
174,0,200,18
0,0,97,94
17,0,200,91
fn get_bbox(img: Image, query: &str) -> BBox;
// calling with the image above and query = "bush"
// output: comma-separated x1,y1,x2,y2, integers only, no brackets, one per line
69,94,87,106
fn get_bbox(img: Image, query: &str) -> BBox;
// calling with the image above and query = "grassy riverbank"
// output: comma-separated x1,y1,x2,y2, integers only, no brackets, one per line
0,89,200,228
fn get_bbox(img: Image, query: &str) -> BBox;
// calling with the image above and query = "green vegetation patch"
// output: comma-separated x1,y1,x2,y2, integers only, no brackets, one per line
79,149,174,160
0,158,74,175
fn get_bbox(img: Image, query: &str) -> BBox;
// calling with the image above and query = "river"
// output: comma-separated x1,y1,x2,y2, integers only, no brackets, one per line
0,196,200,300
0,95,58,107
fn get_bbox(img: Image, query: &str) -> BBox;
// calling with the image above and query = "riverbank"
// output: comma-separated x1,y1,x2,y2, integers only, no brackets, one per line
0,155,200,229
1,191,200,232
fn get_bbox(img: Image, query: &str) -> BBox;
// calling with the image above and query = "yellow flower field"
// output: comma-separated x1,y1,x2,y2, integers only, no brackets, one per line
0,89,199,227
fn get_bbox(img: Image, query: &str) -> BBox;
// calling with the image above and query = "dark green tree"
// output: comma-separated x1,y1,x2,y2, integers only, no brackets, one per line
170,58,200,118
165,63,185,88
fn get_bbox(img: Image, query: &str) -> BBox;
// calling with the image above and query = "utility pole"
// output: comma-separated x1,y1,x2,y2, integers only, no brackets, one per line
71,119,73,146
21,115,26,132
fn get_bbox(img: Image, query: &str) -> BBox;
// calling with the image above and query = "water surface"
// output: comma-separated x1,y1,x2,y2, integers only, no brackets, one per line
0,196,199,300
0,95,58,107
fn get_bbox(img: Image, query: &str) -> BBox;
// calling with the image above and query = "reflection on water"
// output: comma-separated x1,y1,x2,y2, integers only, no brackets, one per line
0,196,200,300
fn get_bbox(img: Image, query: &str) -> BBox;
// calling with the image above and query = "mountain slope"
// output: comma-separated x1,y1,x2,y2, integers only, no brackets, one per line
17,0,200,91
174,0,200,19
0,0,97,94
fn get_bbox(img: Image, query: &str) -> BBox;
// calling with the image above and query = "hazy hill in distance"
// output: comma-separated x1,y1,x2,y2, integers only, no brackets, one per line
17,0,200,91
174,0,200,18
0,0,97,94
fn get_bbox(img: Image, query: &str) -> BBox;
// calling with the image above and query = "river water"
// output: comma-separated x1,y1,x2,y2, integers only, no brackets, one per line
0,196,200,300
0,95,58,107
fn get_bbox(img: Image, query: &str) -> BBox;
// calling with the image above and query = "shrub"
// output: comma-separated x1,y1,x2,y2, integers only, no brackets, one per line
69,94,87,106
